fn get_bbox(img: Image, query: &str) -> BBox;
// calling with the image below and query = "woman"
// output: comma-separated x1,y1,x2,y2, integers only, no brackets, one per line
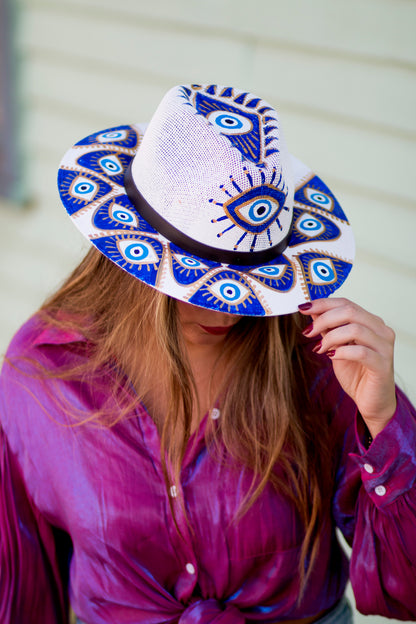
0,84,415,623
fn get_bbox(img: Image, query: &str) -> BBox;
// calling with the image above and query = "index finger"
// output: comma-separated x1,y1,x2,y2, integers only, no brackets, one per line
298,297,351,319
298,297,388,337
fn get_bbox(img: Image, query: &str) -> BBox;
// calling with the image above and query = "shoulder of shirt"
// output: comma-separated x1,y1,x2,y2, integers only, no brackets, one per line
2,314,90,380
5,312,87,357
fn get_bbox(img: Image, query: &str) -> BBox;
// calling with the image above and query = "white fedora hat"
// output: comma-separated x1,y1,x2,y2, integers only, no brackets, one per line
58,83,354,316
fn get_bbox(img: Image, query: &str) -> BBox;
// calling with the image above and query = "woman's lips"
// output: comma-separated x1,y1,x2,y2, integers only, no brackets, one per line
198,324,233,335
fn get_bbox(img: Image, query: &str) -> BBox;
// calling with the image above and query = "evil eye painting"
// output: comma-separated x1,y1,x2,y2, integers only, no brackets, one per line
294,175,348,223
209,166,290,254
169,243,220,286
182,84,279,166
58,84,354,316
58,170,113,216
296,252,353,301
236,255,295,293
289,208,341,246
188,270,266,315
75,125,140,150
93,196,158,234
76,150,134,187
93,234,164,287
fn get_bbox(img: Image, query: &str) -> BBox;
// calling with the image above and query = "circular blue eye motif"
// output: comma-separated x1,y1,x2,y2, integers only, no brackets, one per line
176,255,208,270
111,204,138,227
296,214,325,237
99,155,123,176
209,279,250,304
74,182,94,194
207,110,253,135
118,240,159,265
98,130,127,143
70,176,98,201
309,259,336,284
237,198,279,228
251,264,285,277
305,188,332,209
124,243,148,261
248,199,272,223
220,283,240,301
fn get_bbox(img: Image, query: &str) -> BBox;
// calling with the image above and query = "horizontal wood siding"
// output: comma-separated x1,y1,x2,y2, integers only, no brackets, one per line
1,0,415,420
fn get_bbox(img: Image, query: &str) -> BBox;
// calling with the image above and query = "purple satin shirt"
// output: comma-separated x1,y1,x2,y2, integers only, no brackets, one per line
1,315,415,623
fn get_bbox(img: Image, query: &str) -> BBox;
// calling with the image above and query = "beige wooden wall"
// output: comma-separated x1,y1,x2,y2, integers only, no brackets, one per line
0,1,415,621
3,0,415,401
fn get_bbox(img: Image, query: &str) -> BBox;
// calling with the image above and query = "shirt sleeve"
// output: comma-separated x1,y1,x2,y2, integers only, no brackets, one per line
0,316,87,623
330,377,416,620
0,424,69,624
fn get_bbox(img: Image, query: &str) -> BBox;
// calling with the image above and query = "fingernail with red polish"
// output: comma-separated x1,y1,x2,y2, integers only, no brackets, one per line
298,302,312,311
302,323,313,336
312,341,322,353
327,350,336,358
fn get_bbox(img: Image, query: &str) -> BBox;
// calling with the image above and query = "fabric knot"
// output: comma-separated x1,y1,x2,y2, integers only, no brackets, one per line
179,599,244,623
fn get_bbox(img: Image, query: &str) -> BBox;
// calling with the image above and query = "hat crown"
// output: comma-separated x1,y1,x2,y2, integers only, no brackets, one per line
129,84,294,264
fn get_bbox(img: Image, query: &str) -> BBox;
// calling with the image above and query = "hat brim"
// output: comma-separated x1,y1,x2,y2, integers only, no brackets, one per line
58,124,354,317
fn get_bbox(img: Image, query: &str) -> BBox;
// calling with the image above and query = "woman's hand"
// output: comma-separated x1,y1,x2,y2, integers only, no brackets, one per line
298,298,397,438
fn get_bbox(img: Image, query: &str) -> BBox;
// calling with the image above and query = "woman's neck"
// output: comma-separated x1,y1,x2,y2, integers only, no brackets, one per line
139,339,226,436
182,338,226,433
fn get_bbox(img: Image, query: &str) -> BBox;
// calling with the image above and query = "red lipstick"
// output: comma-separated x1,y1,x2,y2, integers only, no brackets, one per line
198,324,233,335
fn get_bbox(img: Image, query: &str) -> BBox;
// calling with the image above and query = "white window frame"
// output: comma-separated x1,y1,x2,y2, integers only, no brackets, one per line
0,0,19,201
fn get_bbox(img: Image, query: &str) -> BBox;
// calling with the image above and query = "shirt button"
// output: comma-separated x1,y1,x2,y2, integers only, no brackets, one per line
375,485,386,497
185,563,196,575
363,463,374,474
170,485,177,498
211,408,220,420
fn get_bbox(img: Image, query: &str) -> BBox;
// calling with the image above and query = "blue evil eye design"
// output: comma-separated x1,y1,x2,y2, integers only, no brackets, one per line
188,271,265,315
240,198,276,225
170,244,218,285
224,186,287,234
207,110,253,135
58,170,113,215
294,176,348,222
289,208,340,246
111,203,137,226
309,259,336,284
177,256,205,268
305,189,333,210
296,214,324,237
75,125,139,149
250,262,294,292
93,234,163,286
93,197,157,233
76,151,133,186
98,130,128,143
195,92,264,164
297,252,352,300
210,279,250,304
99,155,123,176
71,177,98,201
230,255,295,292
118,240,159,264
252,265,285,276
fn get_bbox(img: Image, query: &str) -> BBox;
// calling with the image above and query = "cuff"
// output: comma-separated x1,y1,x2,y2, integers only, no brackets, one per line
349,387,416,508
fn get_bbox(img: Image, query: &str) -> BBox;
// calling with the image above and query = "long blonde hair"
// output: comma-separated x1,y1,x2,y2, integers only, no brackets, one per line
38,247,332,594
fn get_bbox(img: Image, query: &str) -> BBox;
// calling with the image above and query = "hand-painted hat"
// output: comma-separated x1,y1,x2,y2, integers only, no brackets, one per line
58,84,354,316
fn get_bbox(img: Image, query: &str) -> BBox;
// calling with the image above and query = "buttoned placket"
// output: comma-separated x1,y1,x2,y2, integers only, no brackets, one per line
136,404,221,602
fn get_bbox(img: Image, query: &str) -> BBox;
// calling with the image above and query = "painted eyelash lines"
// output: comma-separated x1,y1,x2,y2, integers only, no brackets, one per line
210,167,289,252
